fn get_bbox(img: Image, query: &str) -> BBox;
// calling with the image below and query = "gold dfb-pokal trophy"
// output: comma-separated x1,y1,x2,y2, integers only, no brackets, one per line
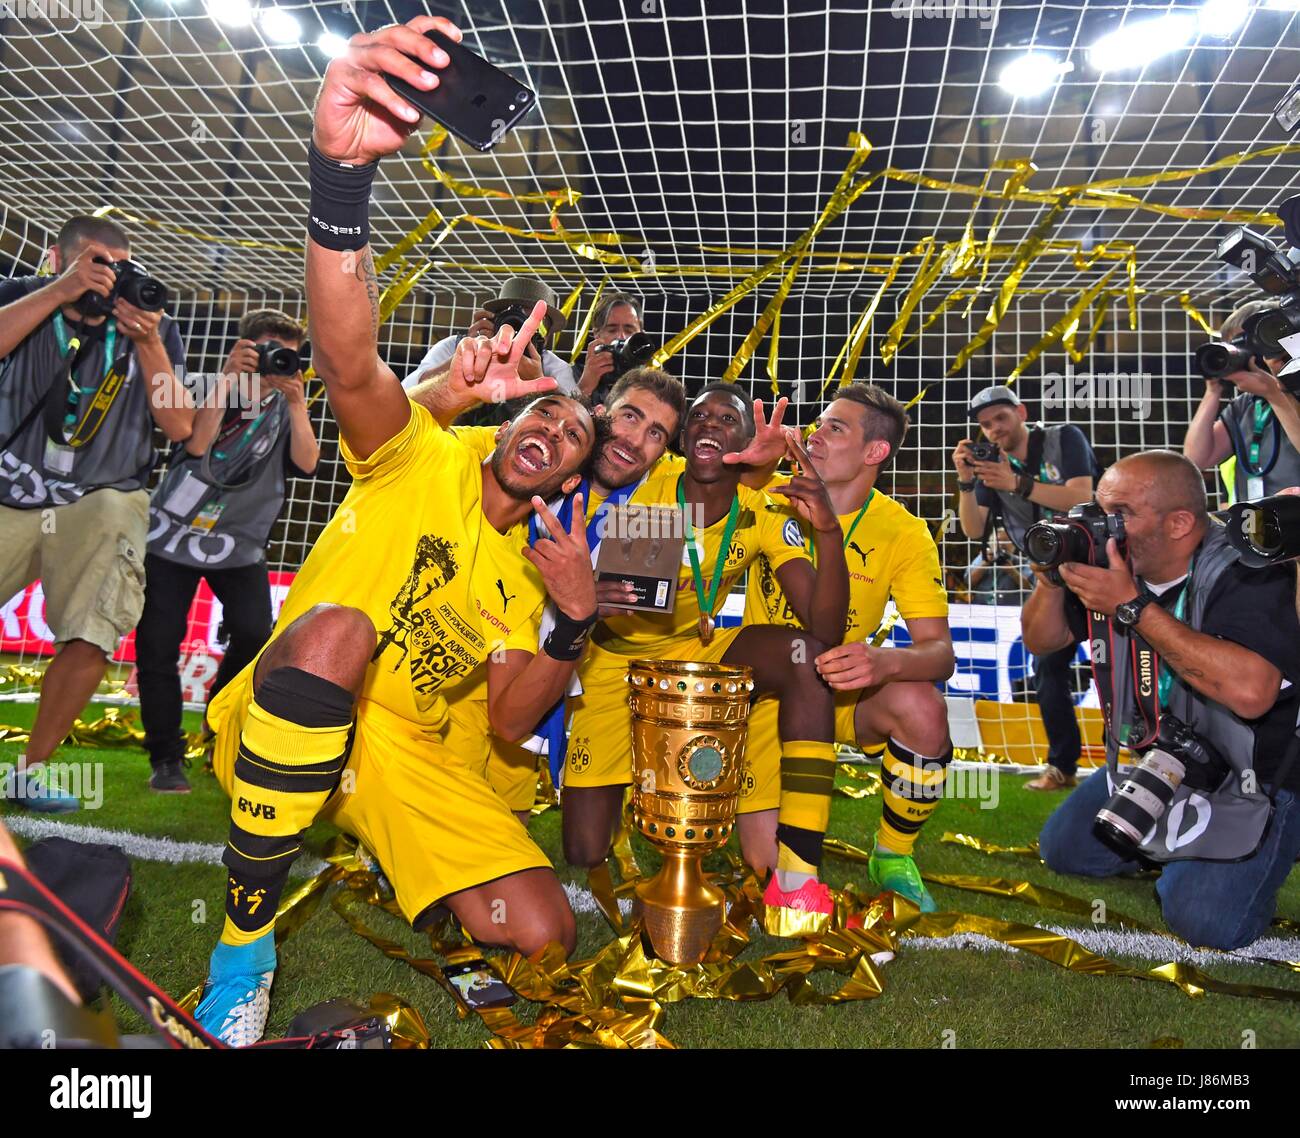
627,659,754,965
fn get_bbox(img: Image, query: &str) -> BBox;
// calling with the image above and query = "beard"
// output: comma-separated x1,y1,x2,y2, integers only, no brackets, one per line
592,450,646,490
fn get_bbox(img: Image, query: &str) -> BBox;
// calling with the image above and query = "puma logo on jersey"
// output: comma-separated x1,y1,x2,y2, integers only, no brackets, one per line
496,578,517,611
848,541,875,565
237,797,276,820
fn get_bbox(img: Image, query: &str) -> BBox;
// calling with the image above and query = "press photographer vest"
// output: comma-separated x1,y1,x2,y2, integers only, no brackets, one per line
989,425,1074,551
1098,523,1275,862
0,277,169,508
146,395,293,569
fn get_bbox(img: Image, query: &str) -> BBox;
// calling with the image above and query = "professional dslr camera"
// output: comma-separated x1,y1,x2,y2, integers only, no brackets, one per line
1194,198,1300,390
256,339,307,378
491,303,547,355
1093,714,1230,857
79,257,169,318
1023,502,1127,585
593,331,656,382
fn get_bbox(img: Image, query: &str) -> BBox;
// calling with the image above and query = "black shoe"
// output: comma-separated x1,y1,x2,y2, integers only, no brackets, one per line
150,759,191,794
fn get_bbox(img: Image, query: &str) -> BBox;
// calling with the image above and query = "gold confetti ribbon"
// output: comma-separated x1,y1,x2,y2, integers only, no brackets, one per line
941,831,1041,858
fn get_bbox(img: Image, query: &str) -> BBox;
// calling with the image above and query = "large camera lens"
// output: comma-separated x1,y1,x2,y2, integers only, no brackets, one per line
1194,341,1253,377
1023,520,1091,567
1093,747,1185,857
257,341,300,377
621,331,656,369
122,275,168,312
1224,493,1300,566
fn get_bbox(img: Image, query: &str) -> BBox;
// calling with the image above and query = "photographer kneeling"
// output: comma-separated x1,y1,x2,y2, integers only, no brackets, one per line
1025,450,1300,950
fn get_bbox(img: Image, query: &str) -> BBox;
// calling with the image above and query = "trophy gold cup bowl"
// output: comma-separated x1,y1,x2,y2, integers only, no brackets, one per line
627,659,754,965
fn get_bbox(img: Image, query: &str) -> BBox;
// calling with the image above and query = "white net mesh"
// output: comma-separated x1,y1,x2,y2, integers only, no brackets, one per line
0,0,1296,750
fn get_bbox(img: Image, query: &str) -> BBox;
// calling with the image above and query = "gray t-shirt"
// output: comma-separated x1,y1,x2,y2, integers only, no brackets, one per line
147,392,310,569
974,424,1096,551
402,333,578,394
1219,391,1300,500
0,275,187,509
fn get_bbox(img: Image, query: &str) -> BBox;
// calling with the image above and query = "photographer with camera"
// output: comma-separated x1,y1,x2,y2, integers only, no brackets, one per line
954,386,1097,790
1023,450,1300,950
577,292,653,403
135,309,319,794
0,216,191,812
1183,298,1300,503
404,276,576,396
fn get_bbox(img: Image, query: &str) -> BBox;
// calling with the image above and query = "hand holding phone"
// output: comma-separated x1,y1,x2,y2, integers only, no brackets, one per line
312,17,463,165
383,28,537,151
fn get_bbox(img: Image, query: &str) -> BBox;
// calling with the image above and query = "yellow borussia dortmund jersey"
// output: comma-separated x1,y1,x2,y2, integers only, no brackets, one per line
743,485,947,642
272,404,544,731
594,461,809,656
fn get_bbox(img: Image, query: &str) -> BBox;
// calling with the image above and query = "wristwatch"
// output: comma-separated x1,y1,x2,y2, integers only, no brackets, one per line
1114,592,1156,629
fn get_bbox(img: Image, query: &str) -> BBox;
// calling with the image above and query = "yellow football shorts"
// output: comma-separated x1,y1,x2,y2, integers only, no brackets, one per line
210,668,551,923
440,695,541,813
738,691,862,814
565,627,746,789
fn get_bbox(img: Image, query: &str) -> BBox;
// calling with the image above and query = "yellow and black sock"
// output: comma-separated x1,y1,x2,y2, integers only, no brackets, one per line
220,667,353,946
877,737,952,857
774,739,836,891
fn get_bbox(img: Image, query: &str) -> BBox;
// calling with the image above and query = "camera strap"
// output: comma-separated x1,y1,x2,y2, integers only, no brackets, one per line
44,312,131,450
1088,608,1162,752
199,394,285,492
0,856,221,1048
1007,427,1049,523
1221,396,1281,478
0,857,381,1050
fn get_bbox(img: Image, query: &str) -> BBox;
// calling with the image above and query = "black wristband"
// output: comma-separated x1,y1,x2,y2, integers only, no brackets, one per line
543,609,597,661
307,142,377,251
957,479,976,493
1017,473,1034,499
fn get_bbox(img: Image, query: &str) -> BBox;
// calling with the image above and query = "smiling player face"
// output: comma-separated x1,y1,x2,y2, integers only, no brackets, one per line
490,396,595,502
591,386,679,490
682,391,752,483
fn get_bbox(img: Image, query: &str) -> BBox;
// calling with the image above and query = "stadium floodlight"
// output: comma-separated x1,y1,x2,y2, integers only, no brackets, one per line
316,31,349,58
1087,12,1197,71
1265,0,1300,9
205,0,253,27
1199,0,1250,36
998,54,1074,97
258,6,301,44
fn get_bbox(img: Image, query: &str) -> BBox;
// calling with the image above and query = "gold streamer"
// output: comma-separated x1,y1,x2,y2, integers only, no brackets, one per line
1178,291,1216,337
722,133,875,382
898,911,1300,1003
568,279,606,365
941,831,1041,858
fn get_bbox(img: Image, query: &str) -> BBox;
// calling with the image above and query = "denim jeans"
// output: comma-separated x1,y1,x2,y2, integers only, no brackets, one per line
1033,641,1083,776
1039,768,1300,950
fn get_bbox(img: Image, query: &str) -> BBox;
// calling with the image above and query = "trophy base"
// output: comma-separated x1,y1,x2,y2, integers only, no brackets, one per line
634,848,725,966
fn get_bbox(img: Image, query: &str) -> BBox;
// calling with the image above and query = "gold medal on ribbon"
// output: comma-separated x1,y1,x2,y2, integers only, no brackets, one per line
678,477,739,648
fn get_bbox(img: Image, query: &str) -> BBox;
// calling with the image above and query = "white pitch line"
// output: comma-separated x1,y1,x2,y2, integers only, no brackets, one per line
8,816,1298,971
3,814,328,878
